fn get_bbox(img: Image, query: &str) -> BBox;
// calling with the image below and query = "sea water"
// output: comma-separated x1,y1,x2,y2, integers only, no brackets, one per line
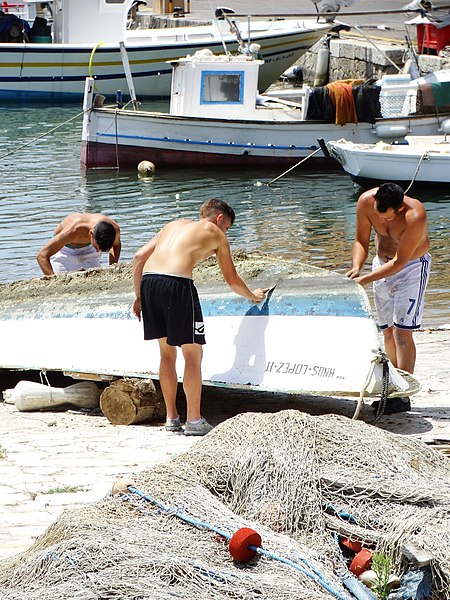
0,104,449,327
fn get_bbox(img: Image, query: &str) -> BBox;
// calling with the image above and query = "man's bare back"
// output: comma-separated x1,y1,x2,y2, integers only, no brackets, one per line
52,213,116,247
143,219,226,278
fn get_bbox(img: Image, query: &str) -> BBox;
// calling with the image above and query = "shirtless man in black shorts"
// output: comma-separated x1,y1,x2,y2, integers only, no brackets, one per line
132,199,268,436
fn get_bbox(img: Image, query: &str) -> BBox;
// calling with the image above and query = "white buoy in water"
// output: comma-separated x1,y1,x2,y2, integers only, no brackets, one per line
137,160,156,176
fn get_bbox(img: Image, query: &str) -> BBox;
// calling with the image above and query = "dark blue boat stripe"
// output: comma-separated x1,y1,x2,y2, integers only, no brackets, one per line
96,131,314,151
0,68,172,84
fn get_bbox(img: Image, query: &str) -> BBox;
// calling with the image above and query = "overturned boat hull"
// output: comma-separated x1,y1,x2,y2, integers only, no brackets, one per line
0,264,414,399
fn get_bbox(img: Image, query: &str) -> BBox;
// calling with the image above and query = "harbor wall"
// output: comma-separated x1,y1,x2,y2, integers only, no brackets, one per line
297,37,450,84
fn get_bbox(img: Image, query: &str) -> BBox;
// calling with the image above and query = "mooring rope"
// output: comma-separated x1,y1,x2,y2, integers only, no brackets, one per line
0,111,84,161
121,485,352,600
404,150,429,194
373,354,390,423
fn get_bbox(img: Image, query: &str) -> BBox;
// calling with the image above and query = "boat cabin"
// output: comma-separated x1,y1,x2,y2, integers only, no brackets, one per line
1,0,133,43
169,49,265,120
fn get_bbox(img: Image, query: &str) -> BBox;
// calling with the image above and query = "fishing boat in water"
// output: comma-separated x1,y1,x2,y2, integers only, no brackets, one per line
0,259,418,416
80,43,450,170
0,0,338,102
327,134,450,189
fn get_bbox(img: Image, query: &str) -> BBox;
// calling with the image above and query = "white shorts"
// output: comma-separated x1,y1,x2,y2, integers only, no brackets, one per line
372,253,431,330
50,245,101,274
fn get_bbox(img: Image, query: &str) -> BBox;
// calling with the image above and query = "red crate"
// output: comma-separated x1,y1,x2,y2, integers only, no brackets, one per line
417,23,450,54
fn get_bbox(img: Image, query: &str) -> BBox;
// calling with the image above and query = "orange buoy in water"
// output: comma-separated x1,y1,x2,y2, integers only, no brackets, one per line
229,527,262,563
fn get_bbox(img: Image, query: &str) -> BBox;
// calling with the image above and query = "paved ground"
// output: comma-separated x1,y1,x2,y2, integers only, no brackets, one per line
0,328,449,561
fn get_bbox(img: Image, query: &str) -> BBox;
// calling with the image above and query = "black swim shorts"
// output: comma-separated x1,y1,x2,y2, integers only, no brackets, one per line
140,273,206,346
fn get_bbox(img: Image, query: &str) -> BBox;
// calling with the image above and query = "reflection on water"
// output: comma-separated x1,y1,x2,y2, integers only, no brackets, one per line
0,105,449,327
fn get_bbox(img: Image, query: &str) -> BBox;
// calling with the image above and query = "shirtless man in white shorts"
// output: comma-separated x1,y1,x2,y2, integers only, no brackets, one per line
132,199,268,435
37,213,121,276
346,182,431,413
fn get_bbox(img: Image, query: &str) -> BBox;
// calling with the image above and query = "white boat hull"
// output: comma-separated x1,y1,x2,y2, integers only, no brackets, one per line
81,106,450,169
327,136,450,188
0,21,332,101
0,271,413,398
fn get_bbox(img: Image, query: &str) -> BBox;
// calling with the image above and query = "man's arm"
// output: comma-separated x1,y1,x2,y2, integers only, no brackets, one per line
109,229,122,265
132,236,158,320
36,231,73,276
346,196,372,279
215,236,267,303
356,209,427,286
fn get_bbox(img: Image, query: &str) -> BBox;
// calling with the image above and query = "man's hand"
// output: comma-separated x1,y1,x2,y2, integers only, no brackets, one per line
345,267,361,279
354,275,369,287
251,287,270,303
132,297,142,320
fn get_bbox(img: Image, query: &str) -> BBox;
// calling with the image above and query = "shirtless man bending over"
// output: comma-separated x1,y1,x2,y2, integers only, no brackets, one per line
132,198,268,436
37,213,121,276
346,182,431,413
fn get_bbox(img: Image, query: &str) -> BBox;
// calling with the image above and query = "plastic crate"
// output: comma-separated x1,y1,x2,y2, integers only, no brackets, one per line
417,23,450,54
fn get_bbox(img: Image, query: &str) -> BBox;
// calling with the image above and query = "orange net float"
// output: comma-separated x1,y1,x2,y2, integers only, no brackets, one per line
349,548,373,577
228,527,262,563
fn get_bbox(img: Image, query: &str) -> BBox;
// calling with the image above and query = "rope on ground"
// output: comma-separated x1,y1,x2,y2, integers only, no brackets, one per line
0,111,84,161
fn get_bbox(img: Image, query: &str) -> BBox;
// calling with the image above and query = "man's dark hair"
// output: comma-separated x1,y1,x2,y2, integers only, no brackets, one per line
374,183,404,213
93,221,116,252
200,198,235,225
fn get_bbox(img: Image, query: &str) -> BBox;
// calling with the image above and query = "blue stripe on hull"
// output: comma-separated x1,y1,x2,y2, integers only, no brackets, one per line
0,289,371,321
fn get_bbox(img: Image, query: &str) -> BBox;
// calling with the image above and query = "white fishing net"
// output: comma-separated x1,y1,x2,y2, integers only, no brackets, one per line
1,410,449,599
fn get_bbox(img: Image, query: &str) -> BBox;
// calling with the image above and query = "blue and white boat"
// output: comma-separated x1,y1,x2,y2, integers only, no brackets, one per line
0,0,337,101
81,45,450,170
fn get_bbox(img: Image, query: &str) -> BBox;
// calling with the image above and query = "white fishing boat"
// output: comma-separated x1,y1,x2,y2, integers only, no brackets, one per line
80,44,450,170
327,135,450,188
0,260,418,415
0,0,338,102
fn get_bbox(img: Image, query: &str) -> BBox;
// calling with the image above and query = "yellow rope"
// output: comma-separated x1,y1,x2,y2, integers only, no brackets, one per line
89,42,105,89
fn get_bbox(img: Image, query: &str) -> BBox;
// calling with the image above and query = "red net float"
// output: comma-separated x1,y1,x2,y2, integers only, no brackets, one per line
229,527,262,563
350,548,373,576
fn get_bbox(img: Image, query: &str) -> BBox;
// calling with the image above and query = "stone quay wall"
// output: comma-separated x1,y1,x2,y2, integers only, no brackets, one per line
298,36,450,84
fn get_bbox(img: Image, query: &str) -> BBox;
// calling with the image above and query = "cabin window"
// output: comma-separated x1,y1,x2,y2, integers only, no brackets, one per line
200,71,244,104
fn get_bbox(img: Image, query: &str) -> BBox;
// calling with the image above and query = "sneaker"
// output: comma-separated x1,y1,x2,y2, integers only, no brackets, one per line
165,416,182,432
184,417,214,436
371,397,411,415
